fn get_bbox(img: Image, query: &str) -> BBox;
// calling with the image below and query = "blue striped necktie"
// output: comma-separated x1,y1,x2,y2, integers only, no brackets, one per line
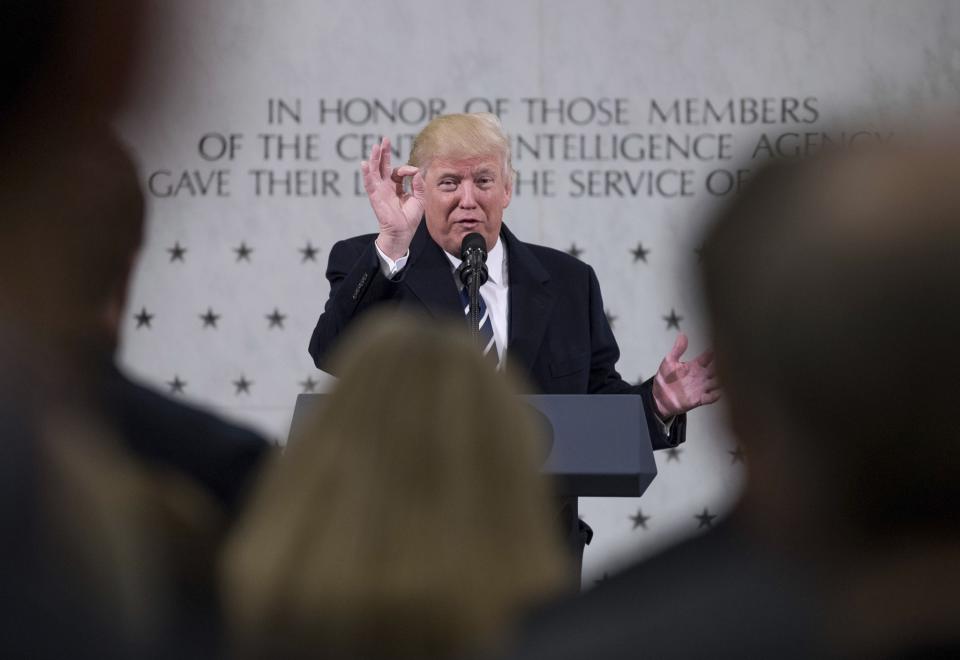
459,285,500,366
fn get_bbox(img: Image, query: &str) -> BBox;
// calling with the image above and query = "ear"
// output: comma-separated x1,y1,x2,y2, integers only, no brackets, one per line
502,170,513,209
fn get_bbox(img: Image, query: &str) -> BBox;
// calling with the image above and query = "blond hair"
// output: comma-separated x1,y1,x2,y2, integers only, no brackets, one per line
222,312,568,660
409,112,513,184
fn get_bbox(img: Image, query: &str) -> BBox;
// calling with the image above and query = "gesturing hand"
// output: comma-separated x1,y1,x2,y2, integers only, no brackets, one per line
651,333,720,419
361,137,426,260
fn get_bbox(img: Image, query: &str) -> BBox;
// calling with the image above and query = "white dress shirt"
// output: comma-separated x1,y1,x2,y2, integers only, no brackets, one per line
375,237,509,364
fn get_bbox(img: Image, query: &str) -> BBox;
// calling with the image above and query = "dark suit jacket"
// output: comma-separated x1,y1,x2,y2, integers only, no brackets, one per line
308,223,685,559
99,364,270,517
501,520,826,660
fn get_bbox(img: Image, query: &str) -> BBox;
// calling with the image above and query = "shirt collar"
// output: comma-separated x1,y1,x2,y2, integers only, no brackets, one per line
444,236,505,285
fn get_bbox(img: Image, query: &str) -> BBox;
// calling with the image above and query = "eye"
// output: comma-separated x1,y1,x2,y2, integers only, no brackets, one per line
477,176,494,187
438,178,457,190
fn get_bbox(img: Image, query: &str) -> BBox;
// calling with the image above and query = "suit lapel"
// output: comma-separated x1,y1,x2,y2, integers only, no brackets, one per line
402,222,462,318
503,225,556,376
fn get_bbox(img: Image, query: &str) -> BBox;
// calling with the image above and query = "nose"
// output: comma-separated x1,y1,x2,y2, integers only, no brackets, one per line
459,181,478,209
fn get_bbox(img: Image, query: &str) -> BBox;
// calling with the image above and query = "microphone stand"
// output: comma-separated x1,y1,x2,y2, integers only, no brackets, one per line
467,265,483,345
457,249,489,348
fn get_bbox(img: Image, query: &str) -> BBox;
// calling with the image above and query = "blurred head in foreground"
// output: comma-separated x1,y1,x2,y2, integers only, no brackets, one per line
700,138,960,652
0,124,144,359
0,124,223,657
223,312,568,659
0,0,145,137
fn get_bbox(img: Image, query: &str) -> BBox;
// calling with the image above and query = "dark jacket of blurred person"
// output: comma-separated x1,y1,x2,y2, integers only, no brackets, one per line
0,341,159,659
223,312,570,660
0,2,263,656
0,125,270,657
503,139,960,659
0,125,271,517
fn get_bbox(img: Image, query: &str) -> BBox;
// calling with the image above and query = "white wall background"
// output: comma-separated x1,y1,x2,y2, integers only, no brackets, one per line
117,0,960,583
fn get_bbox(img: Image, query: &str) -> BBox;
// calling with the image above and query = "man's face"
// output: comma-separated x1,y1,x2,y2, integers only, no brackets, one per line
422,154,512,255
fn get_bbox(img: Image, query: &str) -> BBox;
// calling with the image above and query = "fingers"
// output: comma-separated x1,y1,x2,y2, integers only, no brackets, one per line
667,333,688,362
367,141,381,181
700,390,721,405
695,349,714,368
411,171,426,201
360,160,376,195
380,137,392,179
393,171,405,198
392,165,419,197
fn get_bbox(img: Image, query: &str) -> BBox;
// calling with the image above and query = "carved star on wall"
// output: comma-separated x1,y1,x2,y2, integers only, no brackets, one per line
233,375,252,395
299,376,318,393
566,244,583,259
666,447,683,462
695,507,717,529
167,376,186,395
629,509,650,530
167,242,187,262
663,308,683,330
234,242,253,262
630,242,650,263
299,242,320,262
200,307,220,329
266,308,287,329
134,307,153,329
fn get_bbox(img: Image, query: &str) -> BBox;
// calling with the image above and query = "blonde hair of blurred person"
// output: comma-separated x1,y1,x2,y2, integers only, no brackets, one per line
223,312,569,660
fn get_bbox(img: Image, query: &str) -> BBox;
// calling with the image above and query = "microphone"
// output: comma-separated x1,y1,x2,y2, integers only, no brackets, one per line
457,233,488,347
457,232,488,288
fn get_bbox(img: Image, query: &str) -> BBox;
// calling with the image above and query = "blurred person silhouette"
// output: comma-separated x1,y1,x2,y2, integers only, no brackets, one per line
0,1,262,656
0,123,272,656
223,311,570,660
0,0,145,136
501,139,960,659
0,123,270,518
0,2,162,656
0,0,146,380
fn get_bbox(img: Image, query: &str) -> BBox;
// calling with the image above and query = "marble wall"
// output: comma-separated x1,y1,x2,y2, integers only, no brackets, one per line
117,0,960,582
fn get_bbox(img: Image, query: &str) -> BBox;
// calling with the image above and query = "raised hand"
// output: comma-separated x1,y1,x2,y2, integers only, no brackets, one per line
361,137,426,260
651,333,720,419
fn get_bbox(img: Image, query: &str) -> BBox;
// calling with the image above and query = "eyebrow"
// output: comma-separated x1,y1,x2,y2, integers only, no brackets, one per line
435,167,498,180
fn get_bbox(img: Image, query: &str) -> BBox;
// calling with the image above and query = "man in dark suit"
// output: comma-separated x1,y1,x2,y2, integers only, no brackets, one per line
309,113,718,569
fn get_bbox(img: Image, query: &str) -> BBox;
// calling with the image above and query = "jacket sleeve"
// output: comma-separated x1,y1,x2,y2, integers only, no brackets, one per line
307,237,402,373
583,264,686,450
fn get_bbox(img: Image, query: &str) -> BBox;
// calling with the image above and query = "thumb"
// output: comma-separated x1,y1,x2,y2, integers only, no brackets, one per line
668,333,688,362
393,165,419,181
411,171,426,201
